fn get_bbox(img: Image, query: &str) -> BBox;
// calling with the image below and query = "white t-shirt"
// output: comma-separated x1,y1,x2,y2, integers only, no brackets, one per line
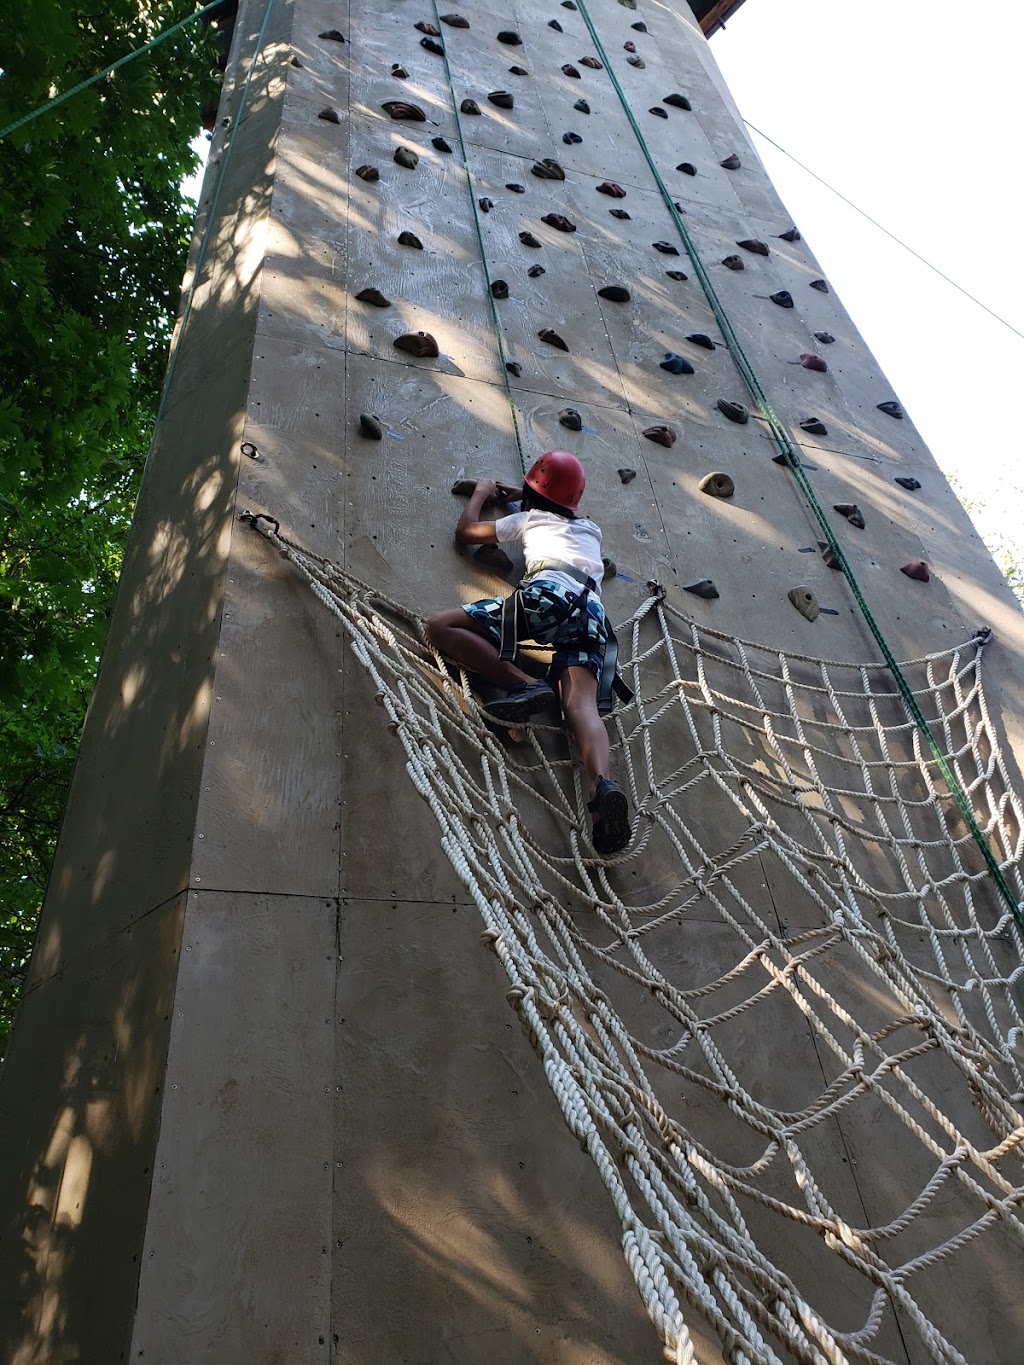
494,510,604,598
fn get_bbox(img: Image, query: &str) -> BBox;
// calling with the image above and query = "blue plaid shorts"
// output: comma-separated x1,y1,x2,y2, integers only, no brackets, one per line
463,576,608,681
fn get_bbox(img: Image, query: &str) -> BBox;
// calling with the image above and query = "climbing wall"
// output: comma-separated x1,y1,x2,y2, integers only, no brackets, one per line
2,1,1024,1362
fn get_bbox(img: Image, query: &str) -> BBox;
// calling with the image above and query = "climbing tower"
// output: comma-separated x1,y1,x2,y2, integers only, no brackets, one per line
2,1,1024,1361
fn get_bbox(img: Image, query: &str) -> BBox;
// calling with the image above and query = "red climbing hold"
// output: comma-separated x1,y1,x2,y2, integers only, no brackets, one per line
800,353,828,373
597,181,627,197
562,64,581,78
394,331,440,358
542,214,577,232
900,561,930,583
382,101,426,121
643,425,677,447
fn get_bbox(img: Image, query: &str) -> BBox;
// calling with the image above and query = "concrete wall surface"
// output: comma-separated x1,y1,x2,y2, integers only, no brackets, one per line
1,0,1023,1362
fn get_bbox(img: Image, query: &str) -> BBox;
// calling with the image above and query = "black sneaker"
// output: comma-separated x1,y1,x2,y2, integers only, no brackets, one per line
485,680,556,723
588,777,631,854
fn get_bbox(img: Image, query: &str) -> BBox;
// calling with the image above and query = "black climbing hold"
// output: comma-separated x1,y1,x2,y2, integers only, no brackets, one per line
318,107,341,124
737,239,769,256
660,352,695,375
789,587,820,621
643,425,676,447
559,408,583,430
498,31,522,44
720,153,741,170
382,101,427,121
598,285,630,302
562,64,581,78
461,98,481,114
809,278,829,293
626,55,645,68
698,472,735,498
420,37,445,55
895,476,921,491
718,399,748,424
901,561,930,583
506,361,523,376
769,290,794,308
509,65,529,75
580,56,603,69
415,20,441,35
818,541,841,570
687,333,714,349
532,158,565,180
506,182,525,193
609,210,631,220
722,255,744,271
664,93,692,111
291,54,303,66
562,0,578,7
597,181,626,197
538,328,569,351
519,231,543,248
684,578,719,600
676,162,697,176
650,107,668,119
355,288,391,307
562,132,583,145
491,279,509,299
878,401,904,419
398,230,424,248
527,264,545,278
391,64,409,78
631,21,648,31
813,331,835,345
319,29,346,42
478,196,494,212
488,90,514,109
394,331,440,358
652,241,680,255
778,226,801,242
800,353,828,372
574,99,591,114
394,146,419,169
834,503,866,529
618,468,637,484
549,18,563,31
355,164,380,182
359,414,383,440
440,14,470,28
799,418,827,436
772,452,817,470
666,270,688,281
432,136,453,153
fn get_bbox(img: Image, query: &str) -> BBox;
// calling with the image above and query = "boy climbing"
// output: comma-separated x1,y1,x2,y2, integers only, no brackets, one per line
425,451,632,855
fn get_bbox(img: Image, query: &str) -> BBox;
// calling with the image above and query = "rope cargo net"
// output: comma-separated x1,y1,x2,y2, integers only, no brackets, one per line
250,518,1024,1365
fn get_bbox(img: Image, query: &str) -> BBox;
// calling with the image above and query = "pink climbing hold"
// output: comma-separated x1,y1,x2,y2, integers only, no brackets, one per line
901,561,930,583
800,353,828,373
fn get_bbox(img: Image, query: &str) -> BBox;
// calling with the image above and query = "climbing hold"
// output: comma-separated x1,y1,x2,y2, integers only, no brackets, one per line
355,164,380,182
660,352,695,375
394,331,440,358
664,93,692,111
720,153,741,170
359,414,383,440
834,503,866,529
631,21,648,31
814,331,835,344
618,468,637,484
519,231,543,248
602,557,616,580
580,56,604,69
420,37,445,55
488,90,514,109
666,270,688,281
722,255,744,271
769,290,794,308
643,425,676,447
623,41,637,52
548,18,563,31
355,288,390,307
562,64,582,78
788,587,820,622
878,401,904,419
799,418,827,436
737,239,770,256
319,29,346,42
619,0,637,9
563,0,578,7
650,107,668,119
772,451,816,470
461,98,481,114
818,541,840,570
497,31,522,44
509,65,529,75
532,158,566,181
718,399,749,424
574,98,591,114
698,472,735,499
559,408,583,430
800,353,828,372
676,162,697,176
684,578,719,600
440,14,470,28
394,146,419,169
318,107,341,124
609,209,631,220
506,361,523,376
627,56,646,68
391,63,408,78
809,278,829,293
382,101,426,121
778,226,801,242
597,181,627,197
687,333,714,349
901,561,930,583
538,328,569,351
506,182,526,193
562,132,583,145
415,20,441,35
491,279,509,299
398,230,424,249
433,137,454,154
542,213,577,232
598,285,630,302
652,241,680,255
895,476,921,491
478,197,494,212
527,264,546,278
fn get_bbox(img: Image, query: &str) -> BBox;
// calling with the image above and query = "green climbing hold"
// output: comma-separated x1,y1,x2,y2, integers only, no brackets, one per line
394,146,419,169
394,331,440,358
355,288,390,307
684,578,719,600
359,414,383,440
788,586,820,621
698,472,735,499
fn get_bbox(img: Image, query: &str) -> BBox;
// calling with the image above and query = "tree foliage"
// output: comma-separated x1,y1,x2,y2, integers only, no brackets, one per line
0,3,219,1054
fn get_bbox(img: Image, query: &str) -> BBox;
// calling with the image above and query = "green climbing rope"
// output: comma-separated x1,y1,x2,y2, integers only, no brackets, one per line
573,0,1023,930
0,0,226,143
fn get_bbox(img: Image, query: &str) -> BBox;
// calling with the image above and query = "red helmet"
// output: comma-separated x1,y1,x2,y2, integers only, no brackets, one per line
525,450,586,512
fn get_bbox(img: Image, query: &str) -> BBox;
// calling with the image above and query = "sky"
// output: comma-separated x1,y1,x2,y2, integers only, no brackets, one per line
709,0,1024,569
